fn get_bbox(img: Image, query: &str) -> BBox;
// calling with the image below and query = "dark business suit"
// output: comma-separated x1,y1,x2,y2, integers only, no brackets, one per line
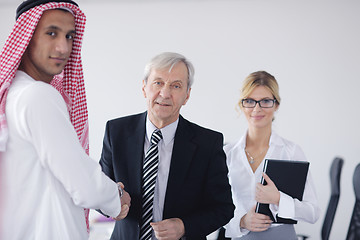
100,112,234,240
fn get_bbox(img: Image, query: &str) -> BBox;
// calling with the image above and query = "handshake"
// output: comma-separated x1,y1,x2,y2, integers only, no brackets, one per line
109,182,186,239
113,182,131,220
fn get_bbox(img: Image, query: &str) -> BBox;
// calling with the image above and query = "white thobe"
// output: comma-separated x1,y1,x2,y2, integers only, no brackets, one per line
0,71,121,240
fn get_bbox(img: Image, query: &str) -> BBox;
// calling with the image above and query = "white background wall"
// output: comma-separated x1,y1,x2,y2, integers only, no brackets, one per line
1,0,359,239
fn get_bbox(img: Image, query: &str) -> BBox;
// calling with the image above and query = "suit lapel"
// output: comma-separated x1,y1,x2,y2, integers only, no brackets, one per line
126,112,147,195
163,116,196,217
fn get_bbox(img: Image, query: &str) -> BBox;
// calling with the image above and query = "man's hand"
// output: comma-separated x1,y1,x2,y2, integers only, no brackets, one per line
240,205,272,232
255,173,280,205
113,182,131,220
150,218,185,240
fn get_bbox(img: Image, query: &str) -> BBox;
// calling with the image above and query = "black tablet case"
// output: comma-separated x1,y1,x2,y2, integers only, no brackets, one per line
255,159,309,224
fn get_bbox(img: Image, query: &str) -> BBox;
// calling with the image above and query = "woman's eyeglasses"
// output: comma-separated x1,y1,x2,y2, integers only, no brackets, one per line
241,99,277,108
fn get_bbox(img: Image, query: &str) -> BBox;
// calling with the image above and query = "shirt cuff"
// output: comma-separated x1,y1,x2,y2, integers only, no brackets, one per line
224,208,248,237
276,191,295,219
99,183,122,218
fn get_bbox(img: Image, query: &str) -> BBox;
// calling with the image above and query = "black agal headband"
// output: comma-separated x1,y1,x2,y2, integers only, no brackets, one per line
16,0,78,20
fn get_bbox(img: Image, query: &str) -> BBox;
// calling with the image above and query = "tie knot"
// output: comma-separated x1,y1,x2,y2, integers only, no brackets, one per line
150,129,162,145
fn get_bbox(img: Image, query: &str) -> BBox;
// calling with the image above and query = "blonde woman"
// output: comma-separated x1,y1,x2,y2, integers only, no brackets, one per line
224,71,320,240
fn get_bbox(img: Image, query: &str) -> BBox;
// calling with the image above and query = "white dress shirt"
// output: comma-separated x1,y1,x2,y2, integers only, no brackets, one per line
224,131,320,238
145,117,178,239
0,71,121,240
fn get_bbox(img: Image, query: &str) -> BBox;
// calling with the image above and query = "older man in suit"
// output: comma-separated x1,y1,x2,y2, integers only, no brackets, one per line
100,52,234,240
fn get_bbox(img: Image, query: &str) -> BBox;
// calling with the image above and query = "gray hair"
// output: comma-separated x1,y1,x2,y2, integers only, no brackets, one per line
143,52,195,90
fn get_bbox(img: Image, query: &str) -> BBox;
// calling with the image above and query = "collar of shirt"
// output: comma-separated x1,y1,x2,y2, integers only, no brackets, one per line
15,70,35,82
268,131,285,147
236,130,283,149
145,117,178,146
225,130,283,176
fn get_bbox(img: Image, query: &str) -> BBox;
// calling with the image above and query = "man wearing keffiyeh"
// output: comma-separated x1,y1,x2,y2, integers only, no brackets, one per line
0,1,130,239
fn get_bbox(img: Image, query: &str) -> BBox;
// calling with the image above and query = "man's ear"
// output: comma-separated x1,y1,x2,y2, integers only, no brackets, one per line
183,88,191,106
142,79,147,98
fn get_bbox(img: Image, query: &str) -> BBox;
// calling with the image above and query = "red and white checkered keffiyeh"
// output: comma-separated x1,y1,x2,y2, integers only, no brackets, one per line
0,1,91,231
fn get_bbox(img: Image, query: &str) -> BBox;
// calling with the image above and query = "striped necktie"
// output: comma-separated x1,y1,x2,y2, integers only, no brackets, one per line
140,129,163,240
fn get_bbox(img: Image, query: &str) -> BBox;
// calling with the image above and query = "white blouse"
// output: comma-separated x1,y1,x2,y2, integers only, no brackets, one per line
224,131,320,238
0,71,121,240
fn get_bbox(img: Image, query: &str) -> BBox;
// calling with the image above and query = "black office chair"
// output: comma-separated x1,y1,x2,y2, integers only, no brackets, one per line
298,157,344,240
321,157,344,240
346,163,360,240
